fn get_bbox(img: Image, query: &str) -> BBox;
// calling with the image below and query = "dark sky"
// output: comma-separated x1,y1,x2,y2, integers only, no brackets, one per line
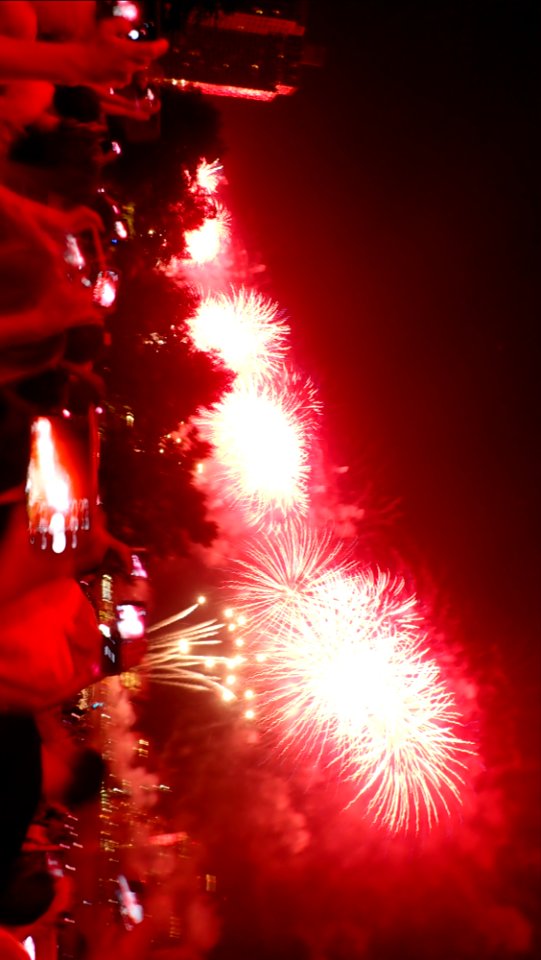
148,8,539,954
217,2,539,700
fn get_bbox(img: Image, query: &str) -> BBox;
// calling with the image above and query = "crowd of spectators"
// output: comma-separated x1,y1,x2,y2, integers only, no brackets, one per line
0,2,168,955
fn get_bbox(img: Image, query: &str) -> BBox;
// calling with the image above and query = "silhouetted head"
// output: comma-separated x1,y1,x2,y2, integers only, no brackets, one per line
41,745,105,809
0,854,55,926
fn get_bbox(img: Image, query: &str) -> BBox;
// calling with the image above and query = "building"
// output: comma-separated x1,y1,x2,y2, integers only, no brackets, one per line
159,3,309,101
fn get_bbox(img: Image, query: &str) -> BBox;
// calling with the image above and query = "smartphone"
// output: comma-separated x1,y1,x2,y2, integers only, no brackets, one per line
101,552,149,674
114,550,149,630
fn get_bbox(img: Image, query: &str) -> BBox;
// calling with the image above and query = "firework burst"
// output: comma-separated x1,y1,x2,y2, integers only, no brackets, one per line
193,159,224,195
184,204,231,265
244,564,472,832
187,287,289,382
195,376,319,526
231,522,351,632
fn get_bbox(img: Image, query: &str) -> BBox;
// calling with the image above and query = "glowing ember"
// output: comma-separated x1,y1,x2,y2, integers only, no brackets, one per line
187,287,289,382
184,205,231,264
246,566,472,832
196,377,319,525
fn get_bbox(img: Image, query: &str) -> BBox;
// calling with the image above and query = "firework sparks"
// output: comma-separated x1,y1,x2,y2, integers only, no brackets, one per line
144,608,225,693
143,601,248,703
195,377,319,526
193,159,224,195
243,563,472,832
187,287,289,382
184,205,231,265
232,523,351,632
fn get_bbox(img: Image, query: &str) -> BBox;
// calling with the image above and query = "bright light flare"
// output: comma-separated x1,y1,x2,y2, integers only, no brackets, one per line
196,378,319,525
188,288,289,382
247,566,472,832
184,205,231,264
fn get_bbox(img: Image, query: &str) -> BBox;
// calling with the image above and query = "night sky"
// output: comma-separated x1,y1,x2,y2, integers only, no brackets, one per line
218,1,539,692
151,4,539,956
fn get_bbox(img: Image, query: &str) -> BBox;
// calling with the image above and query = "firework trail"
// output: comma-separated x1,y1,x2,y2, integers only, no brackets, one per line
195,375,320,527
187,287,290,383
144,603,237,700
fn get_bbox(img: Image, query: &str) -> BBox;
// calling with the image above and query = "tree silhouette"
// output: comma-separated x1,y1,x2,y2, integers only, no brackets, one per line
98,91,230,556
